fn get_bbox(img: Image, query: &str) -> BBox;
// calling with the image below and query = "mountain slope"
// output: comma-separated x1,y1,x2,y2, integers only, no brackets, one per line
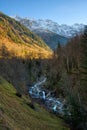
0,76,69,130
34,29,68,49
13,16,85,49
14,16,85,38
0,12,52,59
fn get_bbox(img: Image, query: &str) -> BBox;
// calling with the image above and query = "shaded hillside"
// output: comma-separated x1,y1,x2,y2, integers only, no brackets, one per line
0,76,69,130
0,12,52,59
34,30,68,49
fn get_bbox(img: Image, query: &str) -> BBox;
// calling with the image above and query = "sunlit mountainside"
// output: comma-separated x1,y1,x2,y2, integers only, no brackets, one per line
0,12,52,59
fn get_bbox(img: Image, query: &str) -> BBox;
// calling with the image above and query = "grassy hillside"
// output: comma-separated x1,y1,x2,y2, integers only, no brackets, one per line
0,12,52,59
0,76,69,130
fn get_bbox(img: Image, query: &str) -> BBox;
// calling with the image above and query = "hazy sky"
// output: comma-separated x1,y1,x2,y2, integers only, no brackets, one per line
0,0,87,25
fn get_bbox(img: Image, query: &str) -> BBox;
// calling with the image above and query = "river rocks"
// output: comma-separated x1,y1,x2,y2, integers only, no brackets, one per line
29,78,69,116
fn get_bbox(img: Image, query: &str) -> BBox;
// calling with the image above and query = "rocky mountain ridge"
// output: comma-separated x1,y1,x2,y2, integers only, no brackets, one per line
13,15,85,38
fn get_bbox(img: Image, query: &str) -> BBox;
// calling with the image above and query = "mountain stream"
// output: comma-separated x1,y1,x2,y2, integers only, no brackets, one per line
29,77,69,116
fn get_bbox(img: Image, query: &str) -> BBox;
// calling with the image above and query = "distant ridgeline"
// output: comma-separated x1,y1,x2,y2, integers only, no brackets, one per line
14,16,85,50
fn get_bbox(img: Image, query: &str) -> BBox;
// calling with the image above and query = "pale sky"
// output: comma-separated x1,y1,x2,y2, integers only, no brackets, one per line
0,0,87,25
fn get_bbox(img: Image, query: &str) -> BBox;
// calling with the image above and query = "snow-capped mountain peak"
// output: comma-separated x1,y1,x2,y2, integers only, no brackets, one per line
12,16,85,38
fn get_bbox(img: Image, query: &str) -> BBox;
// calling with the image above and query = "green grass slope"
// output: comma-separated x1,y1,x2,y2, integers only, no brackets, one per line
0,76,69,130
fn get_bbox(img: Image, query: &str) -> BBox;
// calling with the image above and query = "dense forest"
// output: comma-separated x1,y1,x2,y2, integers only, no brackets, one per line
44,26,87,130
26,26,87,130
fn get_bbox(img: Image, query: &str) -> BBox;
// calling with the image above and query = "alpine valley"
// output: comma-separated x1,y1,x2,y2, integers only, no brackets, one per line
13,16,85,49
0,12,87,130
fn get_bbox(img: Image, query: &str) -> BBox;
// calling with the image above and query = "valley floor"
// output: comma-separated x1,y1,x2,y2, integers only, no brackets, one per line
0,76,70,130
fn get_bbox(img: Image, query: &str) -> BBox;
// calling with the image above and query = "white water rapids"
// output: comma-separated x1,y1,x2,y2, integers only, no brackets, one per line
29,77,69,116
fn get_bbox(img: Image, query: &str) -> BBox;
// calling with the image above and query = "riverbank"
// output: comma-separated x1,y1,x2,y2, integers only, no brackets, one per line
0,76,70,130
29,77,70,116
